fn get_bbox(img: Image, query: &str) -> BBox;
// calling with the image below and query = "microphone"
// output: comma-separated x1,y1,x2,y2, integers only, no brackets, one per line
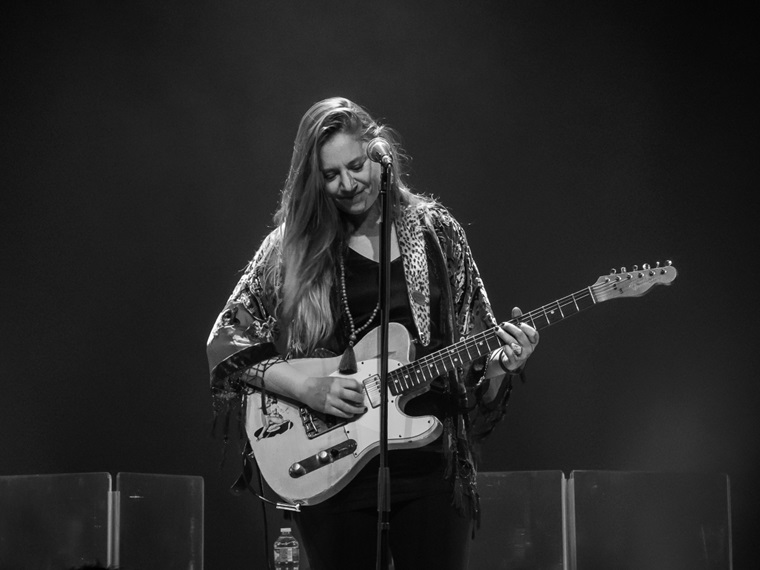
367,137,393,165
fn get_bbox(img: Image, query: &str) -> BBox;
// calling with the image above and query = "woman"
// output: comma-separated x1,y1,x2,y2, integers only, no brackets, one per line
207,97,538,569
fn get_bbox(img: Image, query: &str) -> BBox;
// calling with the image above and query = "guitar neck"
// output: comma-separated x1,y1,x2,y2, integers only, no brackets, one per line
387,285,598,396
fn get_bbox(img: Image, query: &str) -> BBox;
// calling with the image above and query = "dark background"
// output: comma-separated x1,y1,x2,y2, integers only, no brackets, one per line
3,1,757,568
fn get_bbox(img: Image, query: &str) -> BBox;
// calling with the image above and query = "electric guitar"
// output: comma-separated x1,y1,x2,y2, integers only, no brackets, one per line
245,262,677,506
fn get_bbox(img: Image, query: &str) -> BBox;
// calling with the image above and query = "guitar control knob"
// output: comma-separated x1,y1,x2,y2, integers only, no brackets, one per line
317,450,330,464
289,463,306,478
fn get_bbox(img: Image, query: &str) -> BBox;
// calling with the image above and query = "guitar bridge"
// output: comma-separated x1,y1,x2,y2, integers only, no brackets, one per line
300,407,346,440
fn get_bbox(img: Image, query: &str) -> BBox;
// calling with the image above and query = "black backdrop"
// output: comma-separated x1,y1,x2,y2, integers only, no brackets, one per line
3,2,758,568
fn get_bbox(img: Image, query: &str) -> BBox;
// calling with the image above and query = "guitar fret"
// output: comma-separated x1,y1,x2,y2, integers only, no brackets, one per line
537,308,547,325
462,341,474,362
557,297,573,318
447,347,461,368
386,373,399,394
390,371,404,396
574,291,595,312
485,334,501,352
399,370,410,391
414,363,426,383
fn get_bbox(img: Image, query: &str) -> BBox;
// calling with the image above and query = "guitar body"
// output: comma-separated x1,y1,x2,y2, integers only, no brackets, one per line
245,323,443,506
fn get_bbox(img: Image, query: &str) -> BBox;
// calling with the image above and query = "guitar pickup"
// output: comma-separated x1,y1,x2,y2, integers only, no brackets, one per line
288,440,357,478
362,374,383,408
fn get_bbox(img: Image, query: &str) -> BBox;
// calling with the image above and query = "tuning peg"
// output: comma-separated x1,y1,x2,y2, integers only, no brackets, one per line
643,263,650,270
620,267,627,273
655,261,661,267
632,265,638,271
610,268,617,274
666,260,672,266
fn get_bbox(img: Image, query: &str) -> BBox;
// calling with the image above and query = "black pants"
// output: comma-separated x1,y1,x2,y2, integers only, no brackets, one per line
294,491,473,570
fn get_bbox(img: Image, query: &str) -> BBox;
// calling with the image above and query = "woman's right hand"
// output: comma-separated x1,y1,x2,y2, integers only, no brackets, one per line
302,376,367,419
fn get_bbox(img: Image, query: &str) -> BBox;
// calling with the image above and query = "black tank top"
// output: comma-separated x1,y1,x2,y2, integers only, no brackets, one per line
320,248,455,511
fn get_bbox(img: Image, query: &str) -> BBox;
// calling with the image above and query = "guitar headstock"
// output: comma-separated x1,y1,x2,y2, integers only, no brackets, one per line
592,261,677,302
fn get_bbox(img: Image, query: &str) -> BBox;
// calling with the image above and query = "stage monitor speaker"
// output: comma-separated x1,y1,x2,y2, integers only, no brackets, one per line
114,472,204,570
470,470,566,570
0,472,111,569
567,470,731,570
0,472,204,570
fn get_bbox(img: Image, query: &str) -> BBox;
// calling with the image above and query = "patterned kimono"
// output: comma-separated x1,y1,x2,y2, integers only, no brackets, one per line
206,203,517,520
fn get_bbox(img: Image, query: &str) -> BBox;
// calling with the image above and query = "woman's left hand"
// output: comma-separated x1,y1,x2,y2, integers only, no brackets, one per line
493,306,539,372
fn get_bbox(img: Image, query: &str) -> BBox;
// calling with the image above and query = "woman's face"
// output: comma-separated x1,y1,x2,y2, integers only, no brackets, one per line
319,132,380,223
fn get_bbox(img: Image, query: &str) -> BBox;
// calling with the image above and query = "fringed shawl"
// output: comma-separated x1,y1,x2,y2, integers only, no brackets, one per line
206,204,516,521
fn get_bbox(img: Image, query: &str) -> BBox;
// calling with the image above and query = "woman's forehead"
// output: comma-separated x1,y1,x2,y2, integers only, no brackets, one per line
319,133,366,167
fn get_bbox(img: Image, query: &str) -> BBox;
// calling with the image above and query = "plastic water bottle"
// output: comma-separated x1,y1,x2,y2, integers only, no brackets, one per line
273,527,300,570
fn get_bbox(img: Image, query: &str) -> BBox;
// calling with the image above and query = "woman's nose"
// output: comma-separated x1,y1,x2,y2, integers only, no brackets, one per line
339,171,355,190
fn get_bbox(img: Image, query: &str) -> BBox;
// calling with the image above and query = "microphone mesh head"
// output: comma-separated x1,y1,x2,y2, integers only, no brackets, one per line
367,137,392,163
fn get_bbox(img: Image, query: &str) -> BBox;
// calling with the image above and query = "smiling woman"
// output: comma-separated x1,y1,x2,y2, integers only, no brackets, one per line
206,97,538,570
320,132,381,224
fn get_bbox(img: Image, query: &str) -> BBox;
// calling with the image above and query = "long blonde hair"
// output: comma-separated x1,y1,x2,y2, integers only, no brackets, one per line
268,97,430,356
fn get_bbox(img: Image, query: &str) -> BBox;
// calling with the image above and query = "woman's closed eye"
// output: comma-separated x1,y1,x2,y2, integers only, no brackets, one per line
349,158,367,172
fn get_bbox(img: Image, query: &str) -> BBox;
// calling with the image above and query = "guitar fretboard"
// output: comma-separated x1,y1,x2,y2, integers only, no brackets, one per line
387,285,598,396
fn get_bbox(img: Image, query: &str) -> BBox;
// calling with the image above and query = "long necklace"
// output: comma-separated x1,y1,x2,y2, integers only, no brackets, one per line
337,252,380,374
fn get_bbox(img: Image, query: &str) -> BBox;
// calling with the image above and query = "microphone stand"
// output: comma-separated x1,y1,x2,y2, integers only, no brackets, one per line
375,159,393,570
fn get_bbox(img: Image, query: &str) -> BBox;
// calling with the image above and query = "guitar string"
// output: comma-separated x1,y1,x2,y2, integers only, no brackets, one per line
385,278,640,390
378,272,673,391
382,273,672,381
406,287,595,369
390,291,593,388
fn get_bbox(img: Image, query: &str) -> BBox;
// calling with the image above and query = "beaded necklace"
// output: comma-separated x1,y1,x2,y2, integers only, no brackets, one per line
337,252,380,374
